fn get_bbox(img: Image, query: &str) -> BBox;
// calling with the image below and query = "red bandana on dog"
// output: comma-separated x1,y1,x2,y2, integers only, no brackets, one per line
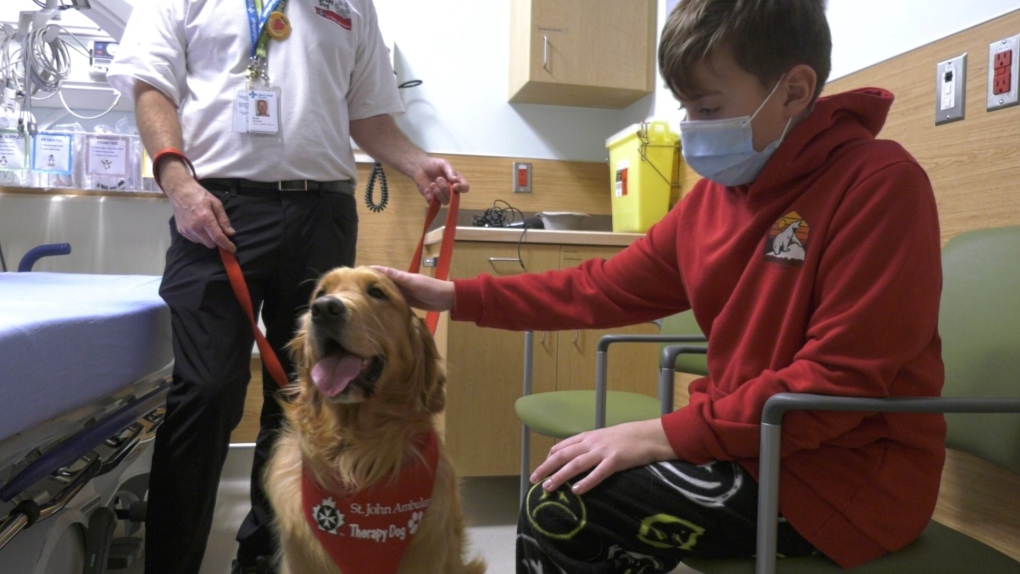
301,431,439,574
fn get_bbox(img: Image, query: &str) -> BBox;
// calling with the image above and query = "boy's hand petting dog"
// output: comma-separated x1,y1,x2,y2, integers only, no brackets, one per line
372,266,455,312
530,418,676,496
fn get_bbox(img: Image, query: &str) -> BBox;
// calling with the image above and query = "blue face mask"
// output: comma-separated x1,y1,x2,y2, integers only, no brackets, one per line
679,77,793,187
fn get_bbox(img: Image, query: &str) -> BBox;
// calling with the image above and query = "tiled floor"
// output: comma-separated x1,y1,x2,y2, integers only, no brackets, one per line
200,445,520,574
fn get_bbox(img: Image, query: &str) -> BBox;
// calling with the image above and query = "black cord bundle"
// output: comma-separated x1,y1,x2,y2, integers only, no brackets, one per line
364,162,389,213
472,199,524,227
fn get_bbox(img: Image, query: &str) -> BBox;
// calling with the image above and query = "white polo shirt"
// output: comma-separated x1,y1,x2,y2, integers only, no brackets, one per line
108,0,403,183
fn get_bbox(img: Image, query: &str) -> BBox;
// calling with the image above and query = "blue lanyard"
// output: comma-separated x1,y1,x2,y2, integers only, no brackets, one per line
245,0,284,59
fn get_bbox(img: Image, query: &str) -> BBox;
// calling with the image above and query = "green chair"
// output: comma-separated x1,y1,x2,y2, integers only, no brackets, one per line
515,311,708,502
684,226,1020,573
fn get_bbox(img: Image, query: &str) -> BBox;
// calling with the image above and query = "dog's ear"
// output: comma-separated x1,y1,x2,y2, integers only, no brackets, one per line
411,314,446,415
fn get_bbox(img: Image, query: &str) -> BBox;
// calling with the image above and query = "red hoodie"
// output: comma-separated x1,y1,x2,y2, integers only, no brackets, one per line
452,88,945,568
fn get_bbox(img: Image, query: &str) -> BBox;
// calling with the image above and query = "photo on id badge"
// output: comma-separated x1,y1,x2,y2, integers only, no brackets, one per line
248,88,280,134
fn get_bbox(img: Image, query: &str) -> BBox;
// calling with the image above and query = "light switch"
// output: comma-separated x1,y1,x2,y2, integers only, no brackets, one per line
935,54,966,126
987,35,1020,111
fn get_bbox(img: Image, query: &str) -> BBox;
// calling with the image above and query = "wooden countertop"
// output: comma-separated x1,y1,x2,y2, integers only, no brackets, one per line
424,226,644,247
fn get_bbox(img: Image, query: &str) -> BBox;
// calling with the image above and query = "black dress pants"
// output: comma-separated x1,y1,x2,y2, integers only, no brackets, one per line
145,186,357,574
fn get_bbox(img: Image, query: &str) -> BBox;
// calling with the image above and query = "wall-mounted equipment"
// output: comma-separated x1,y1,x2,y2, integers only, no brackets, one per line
935,54,966,126
89,39,118,80
987,34,1019,112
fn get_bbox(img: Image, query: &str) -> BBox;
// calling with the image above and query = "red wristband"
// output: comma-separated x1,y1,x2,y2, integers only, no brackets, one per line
151,147,197,193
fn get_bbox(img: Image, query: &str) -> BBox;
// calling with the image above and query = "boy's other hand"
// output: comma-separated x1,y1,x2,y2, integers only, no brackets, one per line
529,419,676,496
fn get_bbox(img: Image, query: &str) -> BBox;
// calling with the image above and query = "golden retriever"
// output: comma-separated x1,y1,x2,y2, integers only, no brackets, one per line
265,267,485,574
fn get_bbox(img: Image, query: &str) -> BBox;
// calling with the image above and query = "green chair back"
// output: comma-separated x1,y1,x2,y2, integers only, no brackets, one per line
939,226,1020,474
660,310,709,376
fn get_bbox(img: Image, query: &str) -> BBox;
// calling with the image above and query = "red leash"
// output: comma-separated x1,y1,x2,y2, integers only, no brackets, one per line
409,191,459,334
221,192,460,388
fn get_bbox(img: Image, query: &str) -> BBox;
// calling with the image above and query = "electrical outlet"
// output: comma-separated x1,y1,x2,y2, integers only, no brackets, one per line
987,35,1019,111
935,54,966,125
513,162,532,193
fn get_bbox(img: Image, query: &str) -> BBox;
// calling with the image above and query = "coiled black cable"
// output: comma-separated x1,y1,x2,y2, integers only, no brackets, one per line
364,162,389,213
472,199,524,227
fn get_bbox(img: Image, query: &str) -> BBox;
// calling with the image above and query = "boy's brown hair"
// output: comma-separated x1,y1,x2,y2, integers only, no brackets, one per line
659,0,831,101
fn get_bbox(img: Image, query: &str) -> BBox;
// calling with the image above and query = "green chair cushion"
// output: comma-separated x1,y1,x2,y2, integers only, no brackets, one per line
515,390,662,438
683,520,1019,573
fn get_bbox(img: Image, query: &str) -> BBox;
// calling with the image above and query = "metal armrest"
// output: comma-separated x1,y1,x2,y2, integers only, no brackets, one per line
657,344,708,415
755,392,1020,574
595,334,707,428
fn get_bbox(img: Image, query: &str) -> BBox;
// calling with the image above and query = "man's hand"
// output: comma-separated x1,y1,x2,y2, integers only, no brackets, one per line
161,160,236,252
413,157,470,205
529,418,677,495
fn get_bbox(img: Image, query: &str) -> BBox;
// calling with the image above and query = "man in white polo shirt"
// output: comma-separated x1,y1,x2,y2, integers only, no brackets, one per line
108,1,468,572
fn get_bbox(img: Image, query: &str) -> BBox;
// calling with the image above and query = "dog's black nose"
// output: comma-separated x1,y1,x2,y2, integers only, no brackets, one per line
311,297,346,323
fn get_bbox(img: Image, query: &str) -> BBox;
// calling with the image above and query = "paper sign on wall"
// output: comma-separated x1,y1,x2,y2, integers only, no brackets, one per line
85,134,130,177
0,130,28,171
32,132,74,175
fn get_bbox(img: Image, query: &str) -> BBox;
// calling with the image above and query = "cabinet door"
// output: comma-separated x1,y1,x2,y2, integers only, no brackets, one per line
555,246,661,396
531,0,653,90
440,242,560,477
509,0,656,108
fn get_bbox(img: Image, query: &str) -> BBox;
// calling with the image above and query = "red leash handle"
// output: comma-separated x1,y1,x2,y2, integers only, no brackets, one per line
220,249,291,388
409,191,460,334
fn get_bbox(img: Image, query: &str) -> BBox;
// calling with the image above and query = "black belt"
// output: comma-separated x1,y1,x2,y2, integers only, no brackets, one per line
199,178,354,194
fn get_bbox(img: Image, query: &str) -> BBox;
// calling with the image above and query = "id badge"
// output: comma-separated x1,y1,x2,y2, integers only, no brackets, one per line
247,86,281,135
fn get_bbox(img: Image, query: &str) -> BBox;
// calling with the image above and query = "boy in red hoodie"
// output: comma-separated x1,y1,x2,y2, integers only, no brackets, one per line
382,0,944,570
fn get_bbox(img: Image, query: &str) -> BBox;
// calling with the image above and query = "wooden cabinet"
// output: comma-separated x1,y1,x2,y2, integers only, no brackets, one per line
427,237,658,477
508,0,657,109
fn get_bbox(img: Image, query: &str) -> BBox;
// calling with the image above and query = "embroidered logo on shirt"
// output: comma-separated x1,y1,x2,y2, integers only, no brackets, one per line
316,0,352,30
765,211,809,266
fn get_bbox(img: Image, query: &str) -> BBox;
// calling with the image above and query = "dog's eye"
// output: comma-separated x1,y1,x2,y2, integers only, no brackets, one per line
313,288,326,300
367,285,388,300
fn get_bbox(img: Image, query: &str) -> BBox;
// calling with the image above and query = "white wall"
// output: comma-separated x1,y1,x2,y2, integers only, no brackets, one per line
3,0,1019,162
650,0,1020,125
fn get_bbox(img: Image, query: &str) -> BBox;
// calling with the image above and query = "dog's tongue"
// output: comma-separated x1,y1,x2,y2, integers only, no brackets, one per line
311,354,364,397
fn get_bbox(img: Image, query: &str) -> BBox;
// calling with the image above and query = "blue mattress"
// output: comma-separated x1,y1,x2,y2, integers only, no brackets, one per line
0,273,172,443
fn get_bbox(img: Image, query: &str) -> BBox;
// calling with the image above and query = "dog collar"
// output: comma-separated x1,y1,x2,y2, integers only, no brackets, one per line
301,430,439,573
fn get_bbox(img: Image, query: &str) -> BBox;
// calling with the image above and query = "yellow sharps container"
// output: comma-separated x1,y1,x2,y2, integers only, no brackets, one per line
606,121,680,233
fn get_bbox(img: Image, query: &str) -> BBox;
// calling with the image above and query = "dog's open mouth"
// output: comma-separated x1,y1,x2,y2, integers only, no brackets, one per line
310,338,385,399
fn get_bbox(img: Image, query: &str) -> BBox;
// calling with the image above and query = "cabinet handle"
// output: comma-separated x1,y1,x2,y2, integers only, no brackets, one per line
543,35,549,71
573,329,580,345
487,256,525,270
422,256,438,268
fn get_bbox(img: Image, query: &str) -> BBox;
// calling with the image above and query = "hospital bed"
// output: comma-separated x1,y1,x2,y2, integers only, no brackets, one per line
0,265,172,574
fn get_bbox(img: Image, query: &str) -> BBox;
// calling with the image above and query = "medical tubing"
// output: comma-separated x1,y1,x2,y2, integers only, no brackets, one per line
25,27,71,94
0,384,167,503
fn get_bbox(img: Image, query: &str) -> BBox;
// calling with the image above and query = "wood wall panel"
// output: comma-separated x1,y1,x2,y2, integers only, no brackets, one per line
354,155,610,269
825,9,1020,559
825,9,1020,244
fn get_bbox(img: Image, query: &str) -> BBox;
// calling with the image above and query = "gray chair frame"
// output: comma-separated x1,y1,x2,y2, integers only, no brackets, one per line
519,330,707,502
751,393,1020,574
